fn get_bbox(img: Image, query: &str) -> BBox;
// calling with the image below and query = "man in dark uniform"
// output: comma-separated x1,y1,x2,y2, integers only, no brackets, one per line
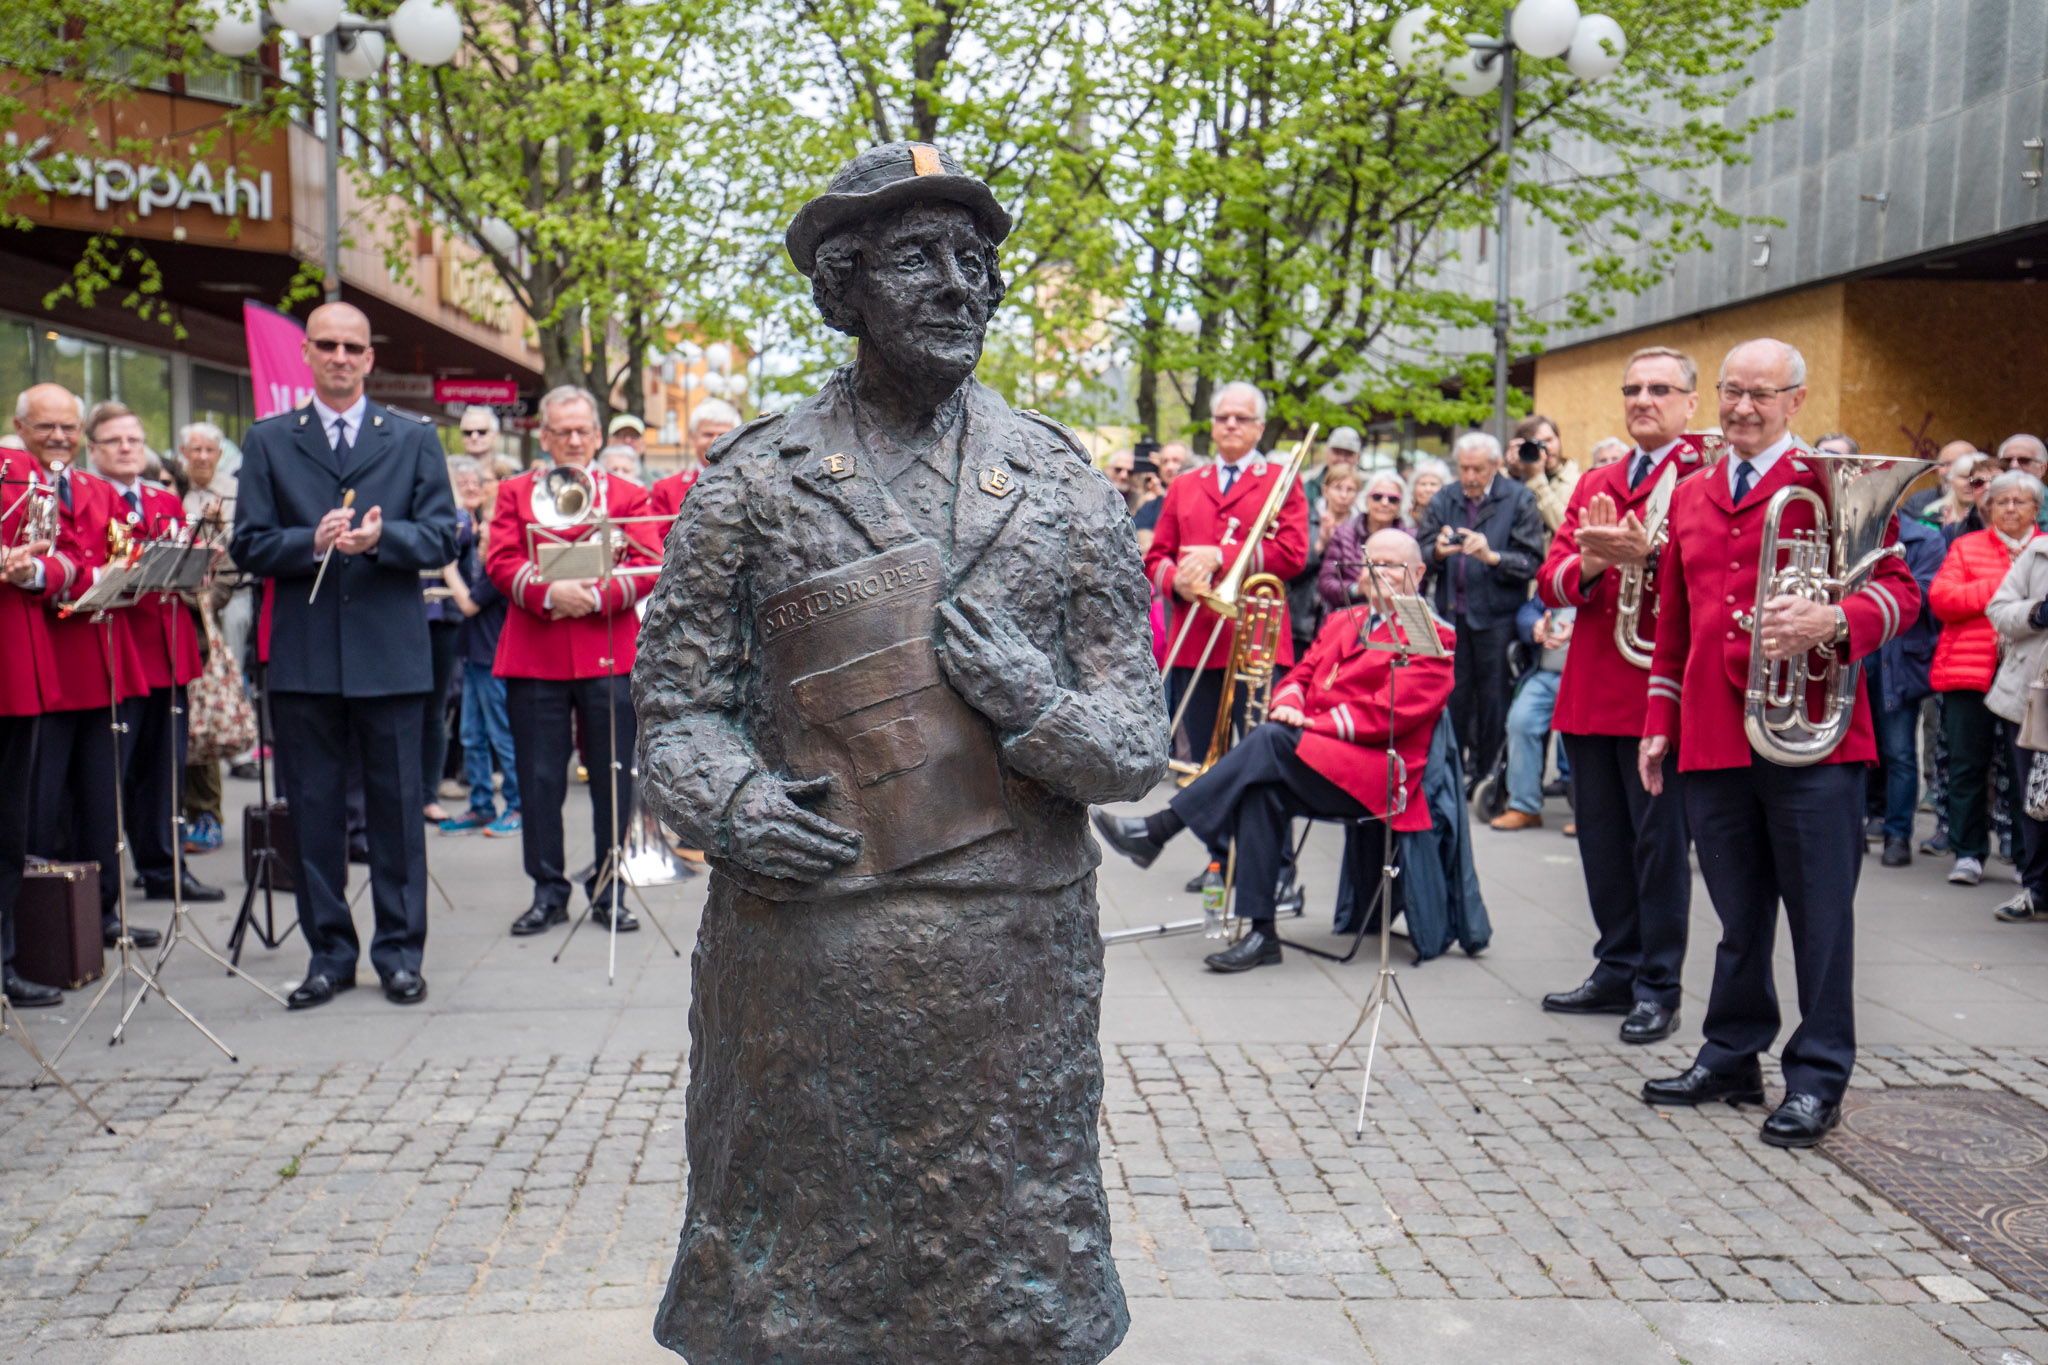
231,301,458,1011
1637,337,1921,1148
633,142,1164,1364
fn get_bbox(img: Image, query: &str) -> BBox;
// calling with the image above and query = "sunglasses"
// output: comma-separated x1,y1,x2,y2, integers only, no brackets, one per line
1966,476,1991,489
1620,384,1692,399
461,428,492,437
310,338,370,356
1367,493,1402,504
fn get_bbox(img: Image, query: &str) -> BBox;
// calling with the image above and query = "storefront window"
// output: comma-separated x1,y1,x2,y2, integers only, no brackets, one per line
0,317,179,454
191,362,254,447
0,319,31,416
110,346,172,454
40,331,108,418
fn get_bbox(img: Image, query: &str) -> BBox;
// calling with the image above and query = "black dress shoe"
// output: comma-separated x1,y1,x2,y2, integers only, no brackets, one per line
3,972,62,1008
1881,836,1911,868
1203,928,1282,973
286,972,356,1011
1619,1000,1680,1045
593,905,639,932
141,871,226,903
1760,1092,1841,1148
1186,866,1223,895
1541,978,1633,1015
1092,811,1164,868
1641,1060,1766,1107
104,923,163,949
381,970,427,1005
510,903,569,937
229,760,262,781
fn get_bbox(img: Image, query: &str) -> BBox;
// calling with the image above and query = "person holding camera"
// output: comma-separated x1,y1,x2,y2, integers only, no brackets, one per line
1512,414,1579,533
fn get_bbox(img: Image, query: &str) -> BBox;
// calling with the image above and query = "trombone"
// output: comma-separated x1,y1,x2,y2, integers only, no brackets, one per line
1169,573,1288,783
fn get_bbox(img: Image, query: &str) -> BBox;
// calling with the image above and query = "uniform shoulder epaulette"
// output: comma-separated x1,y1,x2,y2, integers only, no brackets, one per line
704,411,783,465
417,412,434,425
1017,409,1094,465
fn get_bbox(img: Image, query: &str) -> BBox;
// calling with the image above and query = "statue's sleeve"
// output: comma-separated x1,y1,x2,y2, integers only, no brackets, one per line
630,460,763,853
999,464,1170,804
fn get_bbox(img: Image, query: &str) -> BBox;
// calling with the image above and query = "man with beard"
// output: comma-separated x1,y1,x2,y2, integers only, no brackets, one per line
632,142,1164,1363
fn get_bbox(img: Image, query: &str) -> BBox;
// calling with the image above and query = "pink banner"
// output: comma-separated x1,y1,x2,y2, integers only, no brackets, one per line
243,300,317,420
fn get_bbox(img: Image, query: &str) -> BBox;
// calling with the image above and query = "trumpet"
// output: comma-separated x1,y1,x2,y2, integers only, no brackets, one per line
1742,453,1934,765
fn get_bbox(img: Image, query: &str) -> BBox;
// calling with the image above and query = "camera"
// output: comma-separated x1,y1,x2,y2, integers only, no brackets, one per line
1516,438,1546,464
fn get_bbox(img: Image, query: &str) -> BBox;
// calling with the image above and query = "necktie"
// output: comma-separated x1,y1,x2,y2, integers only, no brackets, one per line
124,489,142,520
1733,460,1756,505
1218,463,1234,497
1630,452,1650,491
332,418,352,474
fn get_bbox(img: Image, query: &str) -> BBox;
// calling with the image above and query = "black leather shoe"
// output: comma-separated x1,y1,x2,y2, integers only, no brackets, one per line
104,923,163,949
1092,811,1164,868
593,905,639,933
1760,1092,1841,1148
287,972,356,1011
1203,928,1282,973
142,871,226,902
1881,836,1911,868
1542,978,1633,1015
510,903,569,937
3,972,62,1008
1620,1000,1680,1045
1186,866,1224,895
1642,1061,1766,1107
381,970,427,1005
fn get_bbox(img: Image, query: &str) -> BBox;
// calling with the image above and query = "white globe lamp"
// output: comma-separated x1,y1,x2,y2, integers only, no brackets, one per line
333,16,385,79
704,342,733,376
270,0,342,38
1443,49,1503,97
197,0,266,56
1565,14,1627,81
1388,8,1436,73
1509,0,1580,59
389,0,463,66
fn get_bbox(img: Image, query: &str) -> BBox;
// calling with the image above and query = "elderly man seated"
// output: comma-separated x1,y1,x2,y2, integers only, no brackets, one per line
1095,529,1454,972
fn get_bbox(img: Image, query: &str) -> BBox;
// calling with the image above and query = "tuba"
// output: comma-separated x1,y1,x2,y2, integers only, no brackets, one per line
1743,453,1934,765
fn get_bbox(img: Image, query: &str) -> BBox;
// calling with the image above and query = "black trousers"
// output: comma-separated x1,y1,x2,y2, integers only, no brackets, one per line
2009,738,2048,902
270,691,429,982
1563,733,1691,1009
1685,758,1862,1103
1942,689,1999,860
422,619,460,800
0,715,34,970
1169,723,1367,921
120,684,187,886
28,705,121,926
1450,616,1513,781
1169,665,1251,858
506,675,635,910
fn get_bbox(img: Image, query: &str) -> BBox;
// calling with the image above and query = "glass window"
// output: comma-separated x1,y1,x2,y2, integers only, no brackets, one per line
37,331,108,412
110,346,172,454
190,362,253,447
0,319,32,418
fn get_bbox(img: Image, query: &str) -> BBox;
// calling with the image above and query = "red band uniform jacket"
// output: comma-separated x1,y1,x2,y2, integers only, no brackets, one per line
1643,450,1920,771
0,458,62,716
1537,437,1711,736
1267,604,1457,831
104,479,205,691
1143,455,1310,670
648,468,700,535
37,466,147,711
488,465,664,680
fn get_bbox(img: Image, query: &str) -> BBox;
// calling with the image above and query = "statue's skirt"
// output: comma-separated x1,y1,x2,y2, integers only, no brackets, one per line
655,870,1128,1364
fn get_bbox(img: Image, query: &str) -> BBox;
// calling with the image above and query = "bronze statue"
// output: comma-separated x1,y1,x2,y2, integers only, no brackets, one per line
632,142,1167,1363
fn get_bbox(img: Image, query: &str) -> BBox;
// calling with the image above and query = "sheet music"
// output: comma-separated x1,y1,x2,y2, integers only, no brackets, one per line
1362,594,1448,658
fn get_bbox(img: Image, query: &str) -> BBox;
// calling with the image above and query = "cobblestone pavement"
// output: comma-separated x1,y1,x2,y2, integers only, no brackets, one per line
6,1041,2048,1361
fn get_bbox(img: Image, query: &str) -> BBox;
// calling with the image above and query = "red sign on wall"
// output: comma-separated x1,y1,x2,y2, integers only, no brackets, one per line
434,378,518,404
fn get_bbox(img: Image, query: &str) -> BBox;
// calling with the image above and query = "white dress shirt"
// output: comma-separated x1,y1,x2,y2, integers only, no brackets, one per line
1728,432,1795,500
312,394,368,453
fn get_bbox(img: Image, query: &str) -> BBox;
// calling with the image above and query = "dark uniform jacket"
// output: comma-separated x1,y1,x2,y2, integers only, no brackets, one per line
633,368,1168,901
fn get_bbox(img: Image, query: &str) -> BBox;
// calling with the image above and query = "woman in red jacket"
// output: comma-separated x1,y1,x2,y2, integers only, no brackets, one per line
1930,471,2044,885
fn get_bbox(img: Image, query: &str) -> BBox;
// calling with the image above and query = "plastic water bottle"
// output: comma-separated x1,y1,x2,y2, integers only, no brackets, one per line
1202,862,1227,939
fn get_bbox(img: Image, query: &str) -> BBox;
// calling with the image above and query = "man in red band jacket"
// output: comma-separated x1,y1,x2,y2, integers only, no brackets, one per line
1142,381,1309,886
83,403,221,907
1534,346,1709,1046
0,420,66,1007
1636,338,1921,1150
490,385,663,937
1097,530,1452,972
11,384,156,951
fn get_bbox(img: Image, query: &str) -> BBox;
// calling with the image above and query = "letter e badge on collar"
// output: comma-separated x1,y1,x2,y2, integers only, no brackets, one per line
821,453,856,482
979,467,1015,498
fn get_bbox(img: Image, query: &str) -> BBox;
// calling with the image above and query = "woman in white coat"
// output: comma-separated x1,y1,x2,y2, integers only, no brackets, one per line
1984,470,2048,922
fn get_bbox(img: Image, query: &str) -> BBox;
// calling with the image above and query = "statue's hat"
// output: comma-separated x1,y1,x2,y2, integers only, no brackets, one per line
785,142,1012,277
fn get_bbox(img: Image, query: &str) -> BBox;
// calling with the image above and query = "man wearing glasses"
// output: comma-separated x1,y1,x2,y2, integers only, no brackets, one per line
1143,381,1309,892
1634,337,1920,1148
232,302,459,1011
459,406,500,460
1534,345,1708,1045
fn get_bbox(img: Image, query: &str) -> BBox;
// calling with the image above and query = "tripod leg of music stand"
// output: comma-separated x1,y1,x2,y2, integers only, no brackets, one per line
49,967,123,1068
1385,970,1472,1111
4,999,114,1134
1354,998,1387,1138
425,867,459,917
227,868,260,967
624,881,684,958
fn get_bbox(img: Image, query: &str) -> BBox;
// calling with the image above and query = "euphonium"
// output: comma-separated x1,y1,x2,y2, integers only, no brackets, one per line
1742,453,1935,766
533,462,602,528
1611,462,1679,668
1,458,60,550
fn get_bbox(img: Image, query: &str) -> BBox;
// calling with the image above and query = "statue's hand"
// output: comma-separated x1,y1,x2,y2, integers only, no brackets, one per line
935,599,1057,733
725,774,863,883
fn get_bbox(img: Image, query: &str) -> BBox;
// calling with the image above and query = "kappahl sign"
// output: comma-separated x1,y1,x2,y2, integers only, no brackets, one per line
7,134,275,222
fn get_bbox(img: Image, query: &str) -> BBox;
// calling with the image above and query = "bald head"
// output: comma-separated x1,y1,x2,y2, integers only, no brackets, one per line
1357,527,1425,601
13,383,83,467
303,302,376,409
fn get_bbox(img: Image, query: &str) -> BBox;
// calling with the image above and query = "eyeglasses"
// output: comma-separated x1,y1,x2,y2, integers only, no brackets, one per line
1715,382,1797,406
310,338,370,356
1965,476,1992,489
461,428,492,437
1620,384,1692,399
545,426,596,440
1212,414,1260,426
1367,493,1402,504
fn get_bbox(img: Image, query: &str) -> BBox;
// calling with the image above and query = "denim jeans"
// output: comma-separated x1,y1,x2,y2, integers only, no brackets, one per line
1869,687,1921,841
1505,668,1561,815
460,662,520,817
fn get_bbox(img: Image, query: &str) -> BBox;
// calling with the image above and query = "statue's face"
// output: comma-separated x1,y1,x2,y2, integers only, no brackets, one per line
851,202,993,385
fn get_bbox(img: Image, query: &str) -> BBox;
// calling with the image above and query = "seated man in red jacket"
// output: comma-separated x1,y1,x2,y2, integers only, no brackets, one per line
1095,529,1455,972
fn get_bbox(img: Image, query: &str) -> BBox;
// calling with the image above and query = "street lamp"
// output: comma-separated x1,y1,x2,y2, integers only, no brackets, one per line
1394,2,1627,440
196,0,463,302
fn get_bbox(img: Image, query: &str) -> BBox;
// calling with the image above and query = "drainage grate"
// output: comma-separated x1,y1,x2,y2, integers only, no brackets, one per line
1824,1087,2048,1300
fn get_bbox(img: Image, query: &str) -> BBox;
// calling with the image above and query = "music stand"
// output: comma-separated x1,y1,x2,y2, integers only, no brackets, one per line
528,509,683,984
109,542,286,1033
48,561,239,1066
1298,590,1458,1136
3,994,113,1133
